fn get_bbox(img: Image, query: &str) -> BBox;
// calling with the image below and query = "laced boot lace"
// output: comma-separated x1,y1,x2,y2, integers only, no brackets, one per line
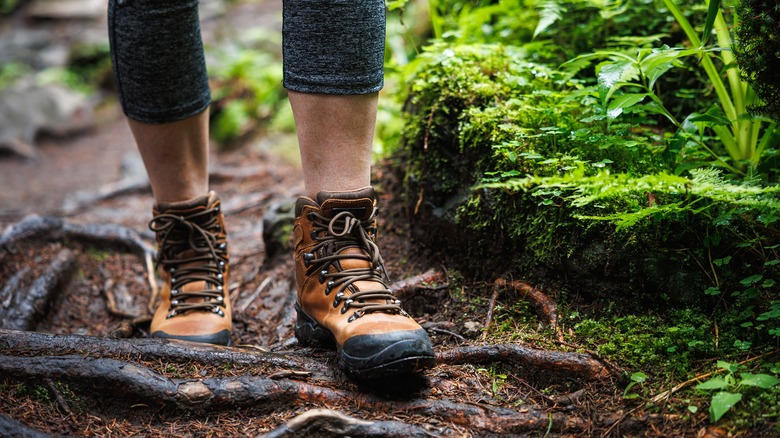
150,206,228,318
302,208,407,323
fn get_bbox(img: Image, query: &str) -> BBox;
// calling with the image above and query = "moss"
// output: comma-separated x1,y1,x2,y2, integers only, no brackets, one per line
574,309,713,378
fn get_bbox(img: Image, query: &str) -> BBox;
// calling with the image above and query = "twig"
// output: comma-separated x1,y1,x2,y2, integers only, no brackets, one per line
481,287,501,342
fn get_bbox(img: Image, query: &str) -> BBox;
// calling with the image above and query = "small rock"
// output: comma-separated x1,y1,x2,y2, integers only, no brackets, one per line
462,321,483,338
0,79,94,158
262,198,296,258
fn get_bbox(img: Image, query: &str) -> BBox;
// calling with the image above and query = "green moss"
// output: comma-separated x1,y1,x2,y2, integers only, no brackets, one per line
574,309,713,378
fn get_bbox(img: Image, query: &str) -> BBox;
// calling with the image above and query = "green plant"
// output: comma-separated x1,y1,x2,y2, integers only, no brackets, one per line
733,0,780,123
623,371,649,399
695,360,779,422
564,0,780,175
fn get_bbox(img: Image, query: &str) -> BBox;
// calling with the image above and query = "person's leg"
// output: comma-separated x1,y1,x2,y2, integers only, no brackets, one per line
288,92,375,197
127,112,209,203
284,0,435,378
108,0,232,345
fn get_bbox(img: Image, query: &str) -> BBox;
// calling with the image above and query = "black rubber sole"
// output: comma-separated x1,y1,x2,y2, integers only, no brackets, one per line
151,329,232,346
294,303,436,379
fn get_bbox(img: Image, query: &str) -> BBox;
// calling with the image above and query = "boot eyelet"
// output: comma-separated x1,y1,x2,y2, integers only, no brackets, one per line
167,310,177,318
212,306,224,316
171,299,179,306
216,273,223,280
169,266,177,273
333,291,344,307
215,224,221,231
325,280,335,295
219,243,227,250
303,252,314,267
310,231,318,240
219,260,226,268
217,285,223,291
319,270,328,283
307,212,314,221
171,289,180,296
171,277,177,284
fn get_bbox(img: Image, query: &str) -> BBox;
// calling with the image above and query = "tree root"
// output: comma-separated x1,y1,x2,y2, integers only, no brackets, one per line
0,329,323,374
0,215,155,258
262,408,439,438
494,278,560,336
1,354,588,434
437,344,617,381
0,249,77,330
389,269,447,300
0,413,56,438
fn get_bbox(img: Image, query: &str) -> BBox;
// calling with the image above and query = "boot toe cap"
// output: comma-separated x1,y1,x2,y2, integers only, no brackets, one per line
339,328,436,378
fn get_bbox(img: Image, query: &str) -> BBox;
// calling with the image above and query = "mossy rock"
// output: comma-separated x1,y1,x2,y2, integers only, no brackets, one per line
391,43,780,313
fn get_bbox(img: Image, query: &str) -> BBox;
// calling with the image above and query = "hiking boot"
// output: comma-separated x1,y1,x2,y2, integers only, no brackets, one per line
293,187,436,378
149,191,232,345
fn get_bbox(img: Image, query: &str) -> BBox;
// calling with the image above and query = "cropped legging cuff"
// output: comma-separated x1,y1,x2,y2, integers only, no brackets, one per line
108,0,211,124
282,0,386,95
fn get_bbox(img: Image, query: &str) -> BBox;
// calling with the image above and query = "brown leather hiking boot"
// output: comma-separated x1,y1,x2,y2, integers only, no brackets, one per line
149,191,232,345
293,187,435,378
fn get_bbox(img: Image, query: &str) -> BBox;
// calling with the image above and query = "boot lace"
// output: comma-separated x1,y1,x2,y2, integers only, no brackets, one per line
303,208,407,323
150,206,228,318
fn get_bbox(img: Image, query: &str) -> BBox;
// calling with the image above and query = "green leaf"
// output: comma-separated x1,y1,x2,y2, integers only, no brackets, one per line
739,373,780,389
704,287,721,296
630,372,648,383
709,391,742,422
606,93,647,119
533,1,563,40
689,105,731,126
717,361,739,373
700,0,721,47
740,274,763,286
597,60,637,91
695,377,728,391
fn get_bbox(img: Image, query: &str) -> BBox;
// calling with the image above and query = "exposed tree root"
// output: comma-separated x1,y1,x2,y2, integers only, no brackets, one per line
262,408,439,438
437,344,617,381
0,329,324,374
1,354,588,435
0,215,155,258
0,249,77,330
389,269,447,299
0,413,55,438
494,278,560,336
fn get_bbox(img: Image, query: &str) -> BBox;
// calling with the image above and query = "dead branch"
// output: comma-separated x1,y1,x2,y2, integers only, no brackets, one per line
0,249,77,330
494,278,559,336
0,329,325,374
0,215,155,258
1,354,587,434
262,408,439,438
436,344,616,381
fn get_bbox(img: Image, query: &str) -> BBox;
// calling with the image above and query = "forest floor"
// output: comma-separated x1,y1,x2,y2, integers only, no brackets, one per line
0,1,733,437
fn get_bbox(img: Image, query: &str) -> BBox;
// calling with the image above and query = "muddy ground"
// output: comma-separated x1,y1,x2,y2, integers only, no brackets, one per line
0,1,735,436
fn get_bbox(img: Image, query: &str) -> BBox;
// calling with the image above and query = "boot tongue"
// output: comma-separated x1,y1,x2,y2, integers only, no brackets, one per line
316,187,376,220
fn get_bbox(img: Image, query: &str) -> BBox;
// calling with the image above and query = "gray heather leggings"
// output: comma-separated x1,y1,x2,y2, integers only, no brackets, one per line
108,0,386,124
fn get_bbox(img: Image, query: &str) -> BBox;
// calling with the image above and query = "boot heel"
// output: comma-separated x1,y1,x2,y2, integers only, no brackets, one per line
294,302,335,348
